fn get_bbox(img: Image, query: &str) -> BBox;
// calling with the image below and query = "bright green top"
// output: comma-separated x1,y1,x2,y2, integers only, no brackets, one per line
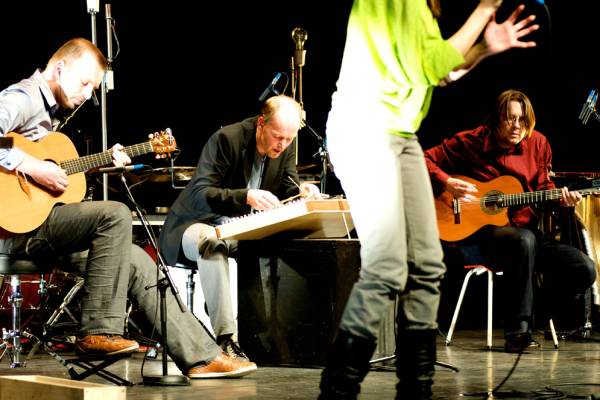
334,0,464,136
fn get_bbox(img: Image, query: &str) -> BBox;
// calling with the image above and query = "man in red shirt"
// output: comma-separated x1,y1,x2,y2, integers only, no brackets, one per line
425,89,596,352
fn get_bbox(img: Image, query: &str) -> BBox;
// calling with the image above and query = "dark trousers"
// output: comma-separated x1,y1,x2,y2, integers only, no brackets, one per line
474,226,596,335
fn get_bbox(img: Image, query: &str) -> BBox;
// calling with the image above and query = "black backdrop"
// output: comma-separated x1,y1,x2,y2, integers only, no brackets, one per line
3,0,599,196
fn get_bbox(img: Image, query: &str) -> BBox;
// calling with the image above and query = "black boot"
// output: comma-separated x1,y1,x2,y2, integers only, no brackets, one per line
395,329,437,400
318,330,377,400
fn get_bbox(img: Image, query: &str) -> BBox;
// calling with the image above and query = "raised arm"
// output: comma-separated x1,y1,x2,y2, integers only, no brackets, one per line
442,3,539,85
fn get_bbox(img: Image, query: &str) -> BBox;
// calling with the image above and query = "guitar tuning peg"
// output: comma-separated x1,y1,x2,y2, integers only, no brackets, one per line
148,133,154,139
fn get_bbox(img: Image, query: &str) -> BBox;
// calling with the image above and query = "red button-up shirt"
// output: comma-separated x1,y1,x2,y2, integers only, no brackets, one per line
424,125,555,228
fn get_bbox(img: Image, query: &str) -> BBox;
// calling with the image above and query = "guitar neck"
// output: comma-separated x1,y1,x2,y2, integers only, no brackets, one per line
498,187,597,207
59,142,153,175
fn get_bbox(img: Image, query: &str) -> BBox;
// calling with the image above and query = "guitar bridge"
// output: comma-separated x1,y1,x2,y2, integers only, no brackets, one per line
452,197,461,225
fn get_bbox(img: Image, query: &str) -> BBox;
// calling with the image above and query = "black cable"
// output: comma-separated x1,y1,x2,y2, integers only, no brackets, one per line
490,350,523,395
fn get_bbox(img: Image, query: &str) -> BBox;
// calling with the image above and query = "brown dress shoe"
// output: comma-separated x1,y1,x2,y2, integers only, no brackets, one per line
76,335,139,355
187,353,257,379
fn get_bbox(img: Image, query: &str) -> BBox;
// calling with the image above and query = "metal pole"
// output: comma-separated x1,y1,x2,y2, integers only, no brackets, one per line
100,3,114,201
292,27,307,166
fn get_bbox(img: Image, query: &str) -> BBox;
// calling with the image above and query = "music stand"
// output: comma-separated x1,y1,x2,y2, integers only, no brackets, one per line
118,174,190,386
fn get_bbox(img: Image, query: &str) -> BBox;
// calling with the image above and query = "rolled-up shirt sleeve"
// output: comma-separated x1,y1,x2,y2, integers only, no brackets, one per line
0,91,32,170
1,71,55,171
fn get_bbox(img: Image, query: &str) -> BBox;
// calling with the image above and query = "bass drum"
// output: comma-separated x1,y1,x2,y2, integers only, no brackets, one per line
574,197,600,305
0,272,54,330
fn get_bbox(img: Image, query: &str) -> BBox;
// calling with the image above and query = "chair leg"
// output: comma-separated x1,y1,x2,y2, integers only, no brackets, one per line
486,270,493,350
186,269,196,313
548,319,559,349
446,268,478,345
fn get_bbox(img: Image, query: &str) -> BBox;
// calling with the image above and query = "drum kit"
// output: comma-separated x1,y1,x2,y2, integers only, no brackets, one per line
0,270,82,343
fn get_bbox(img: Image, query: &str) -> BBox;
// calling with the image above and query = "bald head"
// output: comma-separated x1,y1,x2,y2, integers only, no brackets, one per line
256,95,302,158
261,95,303,130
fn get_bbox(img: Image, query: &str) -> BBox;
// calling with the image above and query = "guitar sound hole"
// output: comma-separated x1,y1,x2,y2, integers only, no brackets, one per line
481,190,503,215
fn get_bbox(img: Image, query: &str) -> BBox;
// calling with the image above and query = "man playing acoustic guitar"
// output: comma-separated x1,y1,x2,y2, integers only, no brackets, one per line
425,89,596,352
0,38,256,378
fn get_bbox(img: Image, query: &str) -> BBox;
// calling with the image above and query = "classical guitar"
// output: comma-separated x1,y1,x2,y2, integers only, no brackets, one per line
435,175,600,242
0,131,177,233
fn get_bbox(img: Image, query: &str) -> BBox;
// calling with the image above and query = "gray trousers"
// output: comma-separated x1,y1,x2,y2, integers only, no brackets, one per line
327,112,446,339
1,201,219,371
181,223,238,339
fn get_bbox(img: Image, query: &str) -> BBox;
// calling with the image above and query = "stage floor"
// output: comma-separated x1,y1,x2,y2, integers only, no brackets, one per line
1,329,599,399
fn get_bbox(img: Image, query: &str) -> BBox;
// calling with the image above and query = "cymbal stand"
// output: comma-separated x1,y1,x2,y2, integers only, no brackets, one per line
170,155,187,190
118,174,190,386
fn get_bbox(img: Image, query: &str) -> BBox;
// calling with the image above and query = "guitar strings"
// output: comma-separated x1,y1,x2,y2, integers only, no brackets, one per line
453,190,564,209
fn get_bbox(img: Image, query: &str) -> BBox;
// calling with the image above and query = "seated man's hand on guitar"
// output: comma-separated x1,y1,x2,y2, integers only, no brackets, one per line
17,155,68,193
445,177,478,202
560,186,582,207
247,189,281,210
299,183,322,200
111,144,131,167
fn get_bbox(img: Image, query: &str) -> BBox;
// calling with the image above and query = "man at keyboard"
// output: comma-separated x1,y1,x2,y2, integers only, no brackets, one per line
158,95,321,361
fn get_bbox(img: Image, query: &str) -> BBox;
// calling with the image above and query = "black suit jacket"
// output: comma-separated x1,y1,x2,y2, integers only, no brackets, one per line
158,116,300,266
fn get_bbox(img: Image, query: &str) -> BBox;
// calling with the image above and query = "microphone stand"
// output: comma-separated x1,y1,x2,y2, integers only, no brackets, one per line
118,174,190,386
303,121,330,194
292,27,307,165
100,3,114,201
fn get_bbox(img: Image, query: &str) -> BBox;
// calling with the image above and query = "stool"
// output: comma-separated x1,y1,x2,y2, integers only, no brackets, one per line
0,254,134,385
445,263,560,350
0,254,51,367
173,261,197,313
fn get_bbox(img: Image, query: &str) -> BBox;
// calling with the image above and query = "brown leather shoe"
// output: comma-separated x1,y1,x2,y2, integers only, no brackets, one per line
76,335,139,355
187,353,257,379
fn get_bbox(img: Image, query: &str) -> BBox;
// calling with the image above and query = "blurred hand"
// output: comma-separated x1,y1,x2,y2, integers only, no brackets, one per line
484,5,539,56
445,177,478,202
17,156,69,193
111,143,131,167
247,189,281,210
299,183,322,200
560,186,582,207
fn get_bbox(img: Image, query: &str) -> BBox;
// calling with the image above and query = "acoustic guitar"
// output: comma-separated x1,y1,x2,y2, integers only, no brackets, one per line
435,175,600,242
0,131,177,234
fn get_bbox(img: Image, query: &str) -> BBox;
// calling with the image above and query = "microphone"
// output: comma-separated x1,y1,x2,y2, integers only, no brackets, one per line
98,164,145,174
579,89,598,125
91,90,99,106
105,4,115,91
292,27,308,67
258,73,282,102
